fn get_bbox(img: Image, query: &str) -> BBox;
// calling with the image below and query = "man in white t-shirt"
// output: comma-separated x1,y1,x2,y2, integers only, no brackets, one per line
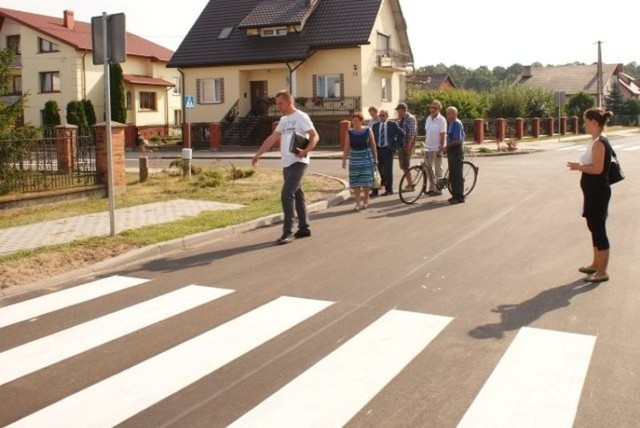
423,99,447,195
252,90,320,244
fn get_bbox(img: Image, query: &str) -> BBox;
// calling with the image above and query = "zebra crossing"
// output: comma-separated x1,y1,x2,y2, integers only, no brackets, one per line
0,275,597,427
555,144,640,152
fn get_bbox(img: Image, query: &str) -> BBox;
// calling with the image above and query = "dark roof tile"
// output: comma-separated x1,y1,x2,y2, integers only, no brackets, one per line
238,0,318,28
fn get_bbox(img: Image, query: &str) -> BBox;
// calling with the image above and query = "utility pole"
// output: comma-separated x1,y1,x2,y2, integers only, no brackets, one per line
596,41,604,108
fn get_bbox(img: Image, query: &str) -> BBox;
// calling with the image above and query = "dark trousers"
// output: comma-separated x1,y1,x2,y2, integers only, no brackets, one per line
282,162,309,234
376,146,394,193
447,146,464,200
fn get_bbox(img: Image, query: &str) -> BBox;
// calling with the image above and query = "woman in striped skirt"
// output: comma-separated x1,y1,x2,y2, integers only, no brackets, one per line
342,112,378,211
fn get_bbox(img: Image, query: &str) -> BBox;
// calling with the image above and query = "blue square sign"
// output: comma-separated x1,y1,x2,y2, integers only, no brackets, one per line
185,96,195,110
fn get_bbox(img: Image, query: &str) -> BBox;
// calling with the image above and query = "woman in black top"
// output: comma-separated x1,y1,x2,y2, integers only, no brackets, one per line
566,107,614,282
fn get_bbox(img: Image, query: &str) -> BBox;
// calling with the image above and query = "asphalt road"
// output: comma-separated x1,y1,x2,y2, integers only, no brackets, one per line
1,134,639,427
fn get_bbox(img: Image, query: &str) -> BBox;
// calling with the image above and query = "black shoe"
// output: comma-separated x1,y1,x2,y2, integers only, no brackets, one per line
276,232,295,245
369,191,379,197
382,190,393,196
294,229,311,238
448,197,465,204
426,190,442,196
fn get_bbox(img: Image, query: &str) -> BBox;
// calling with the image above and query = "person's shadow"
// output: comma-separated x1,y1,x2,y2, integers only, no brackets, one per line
469,280,601,339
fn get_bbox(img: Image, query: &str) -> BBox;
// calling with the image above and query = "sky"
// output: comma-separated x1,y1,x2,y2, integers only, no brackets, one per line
3,0,638,70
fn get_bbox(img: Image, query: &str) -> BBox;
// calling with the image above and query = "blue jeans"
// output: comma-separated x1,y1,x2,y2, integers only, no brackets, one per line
282,162,309,234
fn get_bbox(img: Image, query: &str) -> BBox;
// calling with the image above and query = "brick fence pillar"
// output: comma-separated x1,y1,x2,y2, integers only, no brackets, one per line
560,117,567,135
531,118,540,138
571,116,580,134
55,124,77,172
515,118,524,139
547,117,555,136
474,119,484,144
94,122,127,196
496,118,506,142
210,123,222,149
339,120,351,151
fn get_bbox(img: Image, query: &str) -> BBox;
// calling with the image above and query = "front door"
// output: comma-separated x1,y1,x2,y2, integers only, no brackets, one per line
250,81,268,115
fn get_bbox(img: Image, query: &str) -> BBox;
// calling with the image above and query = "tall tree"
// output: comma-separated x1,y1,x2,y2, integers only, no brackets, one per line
42,100,61,127
0,49,26,136
604,81,626,115
109,63,127,123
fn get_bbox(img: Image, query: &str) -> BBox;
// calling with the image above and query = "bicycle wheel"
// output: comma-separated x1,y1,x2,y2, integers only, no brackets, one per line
446,161,478,197
399,165,426,204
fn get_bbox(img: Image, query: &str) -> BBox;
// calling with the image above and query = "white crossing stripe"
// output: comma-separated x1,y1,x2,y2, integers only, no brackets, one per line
9,296,333,428
556,146,583,151
0,275,149,329
230,310,453,428
457,327,596,428
0,285,233,386
621,146,640,151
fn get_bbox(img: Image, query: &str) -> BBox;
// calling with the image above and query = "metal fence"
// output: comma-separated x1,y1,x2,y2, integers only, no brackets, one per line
0,129,98,195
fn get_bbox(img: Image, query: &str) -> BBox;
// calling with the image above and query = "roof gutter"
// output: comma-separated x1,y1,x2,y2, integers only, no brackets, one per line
285,50,317,94
178,67,185,124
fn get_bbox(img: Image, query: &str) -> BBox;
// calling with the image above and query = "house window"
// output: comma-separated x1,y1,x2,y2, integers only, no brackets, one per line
197,78,224,104
139,92,157,111
38,38,60,53
381,77,392,101
316,75,341,98
126,91,132,110
174,109,183,125
218,27,233,39
261,27,287,37
377,32,390,53
11,75,22,95
6,35,20,55
172,77,181,95
39,71,60,92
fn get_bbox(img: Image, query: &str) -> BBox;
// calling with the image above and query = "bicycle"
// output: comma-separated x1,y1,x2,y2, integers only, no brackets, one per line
398,154,479,204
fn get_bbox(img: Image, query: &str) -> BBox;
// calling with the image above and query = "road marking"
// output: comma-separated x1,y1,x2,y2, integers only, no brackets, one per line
556,146,583,151
457,327,596,428
0,275,149,329
620,146,640,151
9,296,333,428
0,285,233,386
229,310,453,428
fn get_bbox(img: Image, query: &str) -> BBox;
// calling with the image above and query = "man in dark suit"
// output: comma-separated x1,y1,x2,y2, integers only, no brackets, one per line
370,109,405,196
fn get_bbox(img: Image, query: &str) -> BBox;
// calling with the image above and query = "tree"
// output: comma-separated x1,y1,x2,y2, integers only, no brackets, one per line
109,63,127,123
624,98,640,116
66,100,88,130
0,49,27,136
566,92,595,117
42,100,61,127
604,81,626,115
464,66,494,92
82,99,97,127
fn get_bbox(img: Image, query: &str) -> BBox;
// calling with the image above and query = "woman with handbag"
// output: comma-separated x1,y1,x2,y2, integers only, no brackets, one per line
566,107,615,282
342,112,378,211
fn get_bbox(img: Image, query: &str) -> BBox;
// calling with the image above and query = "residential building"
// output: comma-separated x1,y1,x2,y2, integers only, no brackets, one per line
407,73,457,91
0,7,182,136
168,0,413,146
514,63,625,102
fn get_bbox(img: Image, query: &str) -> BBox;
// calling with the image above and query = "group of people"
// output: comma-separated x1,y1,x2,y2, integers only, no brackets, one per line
251,91,468,245
342,101,467,210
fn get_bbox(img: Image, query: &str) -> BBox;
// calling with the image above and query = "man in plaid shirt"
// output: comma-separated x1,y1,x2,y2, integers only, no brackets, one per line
395,103,417,190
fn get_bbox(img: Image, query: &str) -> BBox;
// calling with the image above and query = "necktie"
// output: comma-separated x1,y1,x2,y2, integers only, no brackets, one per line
380,123,387,147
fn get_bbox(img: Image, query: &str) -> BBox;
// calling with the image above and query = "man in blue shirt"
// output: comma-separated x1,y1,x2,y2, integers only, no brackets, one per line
442,106,465,204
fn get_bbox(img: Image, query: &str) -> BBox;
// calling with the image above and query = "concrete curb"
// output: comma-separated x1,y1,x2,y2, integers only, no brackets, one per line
0,175,351,300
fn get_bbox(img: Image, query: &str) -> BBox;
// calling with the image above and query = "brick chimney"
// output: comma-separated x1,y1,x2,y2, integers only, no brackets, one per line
63,10,75,30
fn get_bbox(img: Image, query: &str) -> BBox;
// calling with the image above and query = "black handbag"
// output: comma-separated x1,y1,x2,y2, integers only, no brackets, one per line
608,147,625,185
289,132,310,154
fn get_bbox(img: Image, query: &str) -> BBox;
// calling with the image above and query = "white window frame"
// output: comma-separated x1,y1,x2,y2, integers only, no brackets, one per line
198,78,223,104
172,77,181,95
381,77,392,101
261,27,287,37
316,74,341,98
377,32,390,52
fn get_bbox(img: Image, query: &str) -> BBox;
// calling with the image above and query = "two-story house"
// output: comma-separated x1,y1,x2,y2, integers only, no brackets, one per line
0,7,182,139
168,0,413,147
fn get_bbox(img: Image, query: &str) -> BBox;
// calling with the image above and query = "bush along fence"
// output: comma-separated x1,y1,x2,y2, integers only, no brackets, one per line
0,124,127,198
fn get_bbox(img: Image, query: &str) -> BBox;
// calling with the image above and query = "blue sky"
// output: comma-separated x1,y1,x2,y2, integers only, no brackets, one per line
3,0,636,69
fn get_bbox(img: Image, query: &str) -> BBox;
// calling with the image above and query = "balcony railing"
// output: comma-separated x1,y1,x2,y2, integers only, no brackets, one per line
375,48,412,70
266,96,361,116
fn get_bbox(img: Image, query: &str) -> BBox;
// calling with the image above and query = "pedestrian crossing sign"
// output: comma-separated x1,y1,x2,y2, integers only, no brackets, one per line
185,96,195,110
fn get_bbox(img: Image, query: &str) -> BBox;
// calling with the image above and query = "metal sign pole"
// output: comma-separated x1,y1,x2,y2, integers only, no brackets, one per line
103,12,116,236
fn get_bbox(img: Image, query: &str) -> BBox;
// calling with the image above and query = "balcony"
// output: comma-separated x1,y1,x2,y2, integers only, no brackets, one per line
266,96,361,117
375,48,411,70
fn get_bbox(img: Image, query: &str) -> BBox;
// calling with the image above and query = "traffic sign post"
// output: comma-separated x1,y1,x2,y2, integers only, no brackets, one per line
184,95,194,149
